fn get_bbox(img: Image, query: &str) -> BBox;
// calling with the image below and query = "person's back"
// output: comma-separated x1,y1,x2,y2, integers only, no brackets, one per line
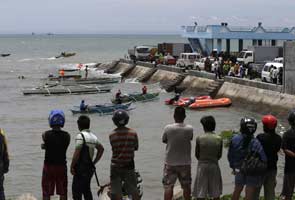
197,133,222,163
0,129,9,200
254,115,281,200
163,123,193,166
162,107,193,200
41,110,70,200
109,110,139,200
193,116,222,199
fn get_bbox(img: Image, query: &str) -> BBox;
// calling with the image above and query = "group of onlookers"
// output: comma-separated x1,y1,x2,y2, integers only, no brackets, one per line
1,107,295,200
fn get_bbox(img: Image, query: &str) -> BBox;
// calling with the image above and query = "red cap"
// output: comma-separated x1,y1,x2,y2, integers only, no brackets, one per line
262,115,277,129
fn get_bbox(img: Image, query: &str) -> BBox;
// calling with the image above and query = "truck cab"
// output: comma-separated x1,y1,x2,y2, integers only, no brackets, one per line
237,50,254,65
128,45,155,61
176,53,201,69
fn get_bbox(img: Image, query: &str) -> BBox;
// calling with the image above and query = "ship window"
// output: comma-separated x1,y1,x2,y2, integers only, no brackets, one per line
271,40,276,46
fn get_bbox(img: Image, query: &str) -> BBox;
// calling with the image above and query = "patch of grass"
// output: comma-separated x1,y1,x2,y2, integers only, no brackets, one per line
219,130,237,148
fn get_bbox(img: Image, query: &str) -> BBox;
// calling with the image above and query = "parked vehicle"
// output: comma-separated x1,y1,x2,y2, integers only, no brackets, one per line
128,45,156,61
157,43,192,59
261,62,283,83
237,46,283,66
274,57,284,63
176,53,201,69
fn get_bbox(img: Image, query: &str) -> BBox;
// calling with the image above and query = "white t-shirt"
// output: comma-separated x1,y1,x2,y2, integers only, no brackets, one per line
75,129,101,159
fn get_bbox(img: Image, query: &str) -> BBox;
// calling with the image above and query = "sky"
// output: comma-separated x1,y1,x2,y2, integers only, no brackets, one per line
1,0,295,34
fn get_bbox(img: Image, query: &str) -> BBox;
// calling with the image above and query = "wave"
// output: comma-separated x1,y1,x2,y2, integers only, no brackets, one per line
18,57,57,62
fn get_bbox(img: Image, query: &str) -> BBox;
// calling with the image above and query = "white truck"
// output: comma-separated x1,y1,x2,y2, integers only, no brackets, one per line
128,45,155,61
237,46,283,66
176,53,201,69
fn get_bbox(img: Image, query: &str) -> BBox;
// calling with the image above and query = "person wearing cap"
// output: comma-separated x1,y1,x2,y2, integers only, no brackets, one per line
109,110,139,200
280,109,295,200
253,115,282,200
41,110,70,200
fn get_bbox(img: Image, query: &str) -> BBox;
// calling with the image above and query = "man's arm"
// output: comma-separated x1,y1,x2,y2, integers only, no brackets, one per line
284,149,295,158
93,143,104,165
70,148,81,175
162,129,167,144
218,139,223,160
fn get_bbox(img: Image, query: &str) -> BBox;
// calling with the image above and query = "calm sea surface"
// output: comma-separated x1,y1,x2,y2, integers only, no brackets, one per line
0,34,286,199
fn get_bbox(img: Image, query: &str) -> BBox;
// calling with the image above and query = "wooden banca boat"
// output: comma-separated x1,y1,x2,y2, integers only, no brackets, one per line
111,92,160,104
70,102,133,115
165,95,211,106
55,52,76,58
1,54,10,57
189,97,232,109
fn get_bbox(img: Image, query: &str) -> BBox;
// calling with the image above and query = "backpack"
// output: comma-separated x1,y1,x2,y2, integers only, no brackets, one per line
240,139,267,176
74,133,94,176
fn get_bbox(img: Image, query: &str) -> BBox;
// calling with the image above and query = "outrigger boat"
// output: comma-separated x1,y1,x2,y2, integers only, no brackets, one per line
111,92,160,104
23,85,111,95
70,102,133,115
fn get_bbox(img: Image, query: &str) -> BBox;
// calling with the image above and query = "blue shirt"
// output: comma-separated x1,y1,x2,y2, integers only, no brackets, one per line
228,133,267,169
80,102,86,111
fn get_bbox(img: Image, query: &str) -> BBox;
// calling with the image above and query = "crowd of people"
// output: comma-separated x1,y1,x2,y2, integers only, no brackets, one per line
1,107,295,200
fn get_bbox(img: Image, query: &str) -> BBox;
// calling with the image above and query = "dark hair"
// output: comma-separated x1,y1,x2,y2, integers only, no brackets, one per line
200,115,216,132
174,106,186,122
77,115,90,130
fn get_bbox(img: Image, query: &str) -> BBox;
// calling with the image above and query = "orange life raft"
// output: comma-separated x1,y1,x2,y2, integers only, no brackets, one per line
189,98,232,109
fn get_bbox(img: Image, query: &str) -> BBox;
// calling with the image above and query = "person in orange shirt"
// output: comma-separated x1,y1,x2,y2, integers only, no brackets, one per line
59,69,65,77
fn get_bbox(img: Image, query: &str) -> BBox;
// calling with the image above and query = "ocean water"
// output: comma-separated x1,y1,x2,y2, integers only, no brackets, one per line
0,34,285,199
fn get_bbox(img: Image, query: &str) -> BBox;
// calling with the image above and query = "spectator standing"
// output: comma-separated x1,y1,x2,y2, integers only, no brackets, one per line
109,110,140,200
228,117,267,200
71,115,104,200
41,110,70,200
162,107,193,200
280,109,295,200
193,116,223,200
0,128,9,200
278,67,283,85
253,115,282,200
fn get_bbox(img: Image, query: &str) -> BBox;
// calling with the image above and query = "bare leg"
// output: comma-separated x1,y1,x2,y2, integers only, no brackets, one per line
164,187,173,200
183,187,191,200
245,186,256,200
232,185,243,200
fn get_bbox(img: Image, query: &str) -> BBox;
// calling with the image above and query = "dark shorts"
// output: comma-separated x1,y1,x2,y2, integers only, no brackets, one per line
281,173,295,198
110,166,138,196
162,164,191,189
235,172,261,187
42,164,67,197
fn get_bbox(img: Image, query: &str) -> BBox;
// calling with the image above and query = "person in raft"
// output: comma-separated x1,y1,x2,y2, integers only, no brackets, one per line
169,93,181,105
142,85,147,95
162,106,193,200
109,110,140,200
115,89,122,104
41,110,70,200
80,100,88,111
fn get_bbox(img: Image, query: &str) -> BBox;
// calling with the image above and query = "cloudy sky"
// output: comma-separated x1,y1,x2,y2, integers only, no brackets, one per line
1,0,295,34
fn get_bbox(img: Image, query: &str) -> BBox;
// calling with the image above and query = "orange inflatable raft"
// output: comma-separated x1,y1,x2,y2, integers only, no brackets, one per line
165,96,211,106
189,98,232,109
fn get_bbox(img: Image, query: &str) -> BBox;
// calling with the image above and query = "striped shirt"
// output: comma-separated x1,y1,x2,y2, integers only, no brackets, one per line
109,127,138,167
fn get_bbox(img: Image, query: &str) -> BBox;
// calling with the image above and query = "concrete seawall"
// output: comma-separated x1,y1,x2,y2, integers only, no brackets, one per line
106,59,295,116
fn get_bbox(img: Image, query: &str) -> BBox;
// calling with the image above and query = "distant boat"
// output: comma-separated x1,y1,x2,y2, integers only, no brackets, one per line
55,52,76,58
1,54,10,57
47,33,54,36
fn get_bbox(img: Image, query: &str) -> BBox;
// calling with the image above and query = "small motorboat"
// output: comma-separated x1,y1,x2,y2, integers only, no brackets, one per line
1,54,10,57
189,98,232,109
111,92,160,104
55,52,76,58
165,96,211,106
70,102,133,115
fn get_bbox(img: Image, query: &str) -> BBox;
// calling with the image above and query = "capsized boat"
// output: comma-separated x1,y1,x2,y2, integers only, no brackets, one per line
70,102,133,115
189,98,232,109
165,96,211,106
111,92,160,104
